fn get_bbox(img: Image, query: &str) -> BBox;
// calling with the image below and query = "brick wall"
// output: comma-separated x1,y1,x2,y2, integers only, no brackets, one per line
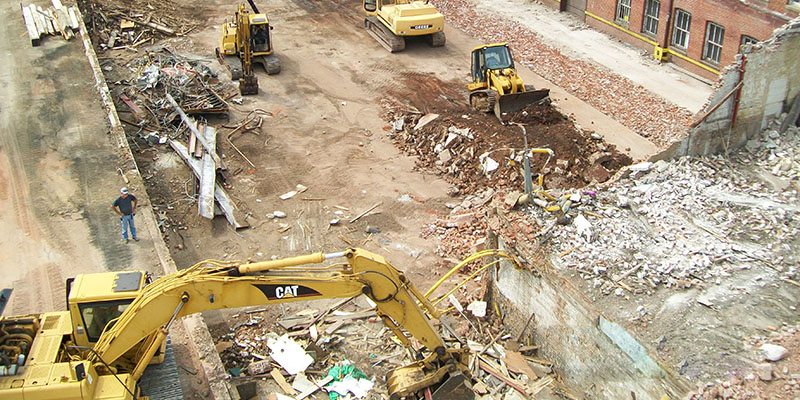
585,0,794,79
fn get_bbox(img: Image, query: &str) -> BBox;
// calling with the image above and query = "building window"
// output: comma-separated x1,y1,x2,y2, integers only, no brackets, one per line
642,0,660,36
703,22,725,64
671,9,691,49
740,35,758,46
616,0,631,23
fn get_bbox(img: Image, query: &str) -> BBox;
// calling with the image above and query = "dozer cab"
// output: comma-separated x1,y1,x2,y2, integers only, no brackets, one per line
467,43,551,120
216,0,280,95
362,0,446,52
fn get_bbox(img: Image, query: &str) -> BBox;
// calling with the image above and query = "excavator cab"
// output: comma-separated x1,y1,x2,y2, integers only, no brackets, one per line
248,15,272,54
468,43,550,119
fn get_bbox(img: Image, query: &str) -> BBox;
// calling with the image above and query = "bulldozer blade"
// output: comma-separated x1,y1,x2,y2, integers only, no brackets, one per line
494,89,551,119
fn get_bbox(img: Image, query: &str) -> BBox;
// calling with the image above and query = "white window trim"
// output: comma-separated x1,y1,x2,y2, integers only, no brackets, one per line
642,0,660,36
703,22,725,64
671,9,691,49
616,0,631,23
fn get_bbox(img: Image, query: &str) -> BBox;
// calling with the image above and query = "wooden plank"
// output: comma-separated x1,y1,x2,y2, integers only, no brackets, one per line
295,375,333,400
166,94,221,165
36,7,53,35
198,124,217,219
21,4,40,46
169,140,248,229
187,131,197,157
192,122,204,158
269,369,297,396
28,4,44,38
478,360,529,397
67,6,79,31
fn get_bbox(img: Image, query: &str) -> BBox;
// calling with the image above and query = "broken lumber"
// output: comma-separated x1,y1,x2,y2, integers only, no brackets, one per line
198,122,217,219
166,94,221,165
21,4,40,46
169,140,248,229
349,202,382,223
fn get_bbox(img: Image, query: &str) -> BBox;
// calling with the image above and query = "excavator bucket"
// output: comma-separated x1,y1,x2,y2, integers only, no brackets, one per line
239,75,259,95
494,88,551,119
387,360,474,400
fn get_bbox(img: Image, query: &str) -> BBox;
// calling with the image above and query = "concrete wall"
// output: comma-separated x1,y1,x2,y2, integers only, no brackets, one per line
658,18,800,158
489,236,691,399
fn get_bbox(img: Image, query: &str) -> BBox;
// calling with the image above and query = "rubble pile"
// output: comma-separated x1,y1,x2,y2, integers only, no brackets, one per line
689,326,799,399
423,189,493,259
213,298,568,399
78,0,199,50
431,0,694,147
111,49,232,139
384,74,631,195
532,121,800,295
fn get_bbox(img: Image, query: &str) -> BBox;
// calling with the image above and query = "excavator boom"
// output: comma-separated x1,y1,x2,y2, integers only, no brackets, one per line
89,248,469,399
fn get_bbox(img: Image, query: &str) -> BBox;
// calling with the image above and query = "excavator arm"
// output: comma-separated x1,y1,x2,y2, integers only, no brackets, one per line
90,248,469,398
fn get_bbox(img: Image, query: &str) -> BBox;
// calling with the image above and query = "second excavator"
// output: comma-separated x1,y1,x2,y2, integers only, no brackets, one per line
216,0,281,95
467,43,551,120
362,0,446,52
0,248,476,399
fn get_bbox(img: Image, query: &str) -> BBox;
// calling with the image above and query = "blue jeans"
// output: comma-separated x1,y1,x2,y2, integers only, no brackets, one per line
121,214,137,240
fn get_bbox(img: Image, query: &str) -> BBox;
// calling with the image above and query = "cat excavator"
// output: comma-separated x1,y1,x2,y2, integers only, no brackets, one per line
468,43,551,120
216,0,281,95
362,0,446,52
0,248,474,399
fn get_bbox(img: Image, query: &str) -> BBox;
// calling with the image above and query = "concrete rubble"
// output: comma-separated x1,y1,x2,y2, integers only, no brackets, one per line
532,119,800,294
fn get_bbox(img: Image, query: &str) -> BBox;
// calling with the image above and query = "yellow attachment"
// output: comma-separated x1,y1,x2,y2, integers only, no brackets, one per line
424,250,522,299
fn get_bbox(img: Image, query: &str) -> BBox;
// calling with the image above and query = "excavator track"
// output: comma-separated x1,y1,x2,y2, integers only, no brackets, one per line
255,54,281,75
365,16,405,53
429,31,446,47
139,337,184,400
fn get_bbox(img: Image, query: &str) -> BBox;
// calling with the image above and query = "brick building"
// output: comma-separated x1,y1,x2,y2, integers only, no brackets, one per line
563,0,800,79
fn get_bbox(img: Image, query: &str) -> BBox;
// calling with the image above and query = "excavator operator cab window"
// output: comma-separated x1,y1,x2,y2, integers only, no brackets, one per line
79,299,133,343
364,0,377,12
251,24,270,52
484,46,513,70
471,50,485,82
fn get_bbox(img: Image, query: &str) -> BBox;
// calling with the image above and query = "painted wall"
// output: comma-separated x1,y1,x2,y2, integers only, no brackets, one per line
489,237,691,398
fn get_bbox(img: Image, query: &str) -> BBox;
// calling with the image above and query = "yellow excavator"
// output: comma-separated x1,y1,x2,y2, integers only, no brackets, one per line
467,43,551,120
362,0,446,52
216,0,281,95
0,248,473,399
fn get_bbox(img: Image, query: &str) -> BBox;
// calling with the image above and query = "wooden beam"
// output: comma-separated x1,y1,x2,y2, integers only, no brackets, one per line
166,94,221,165
169,140,248,229
21,4,40,46
199,124,217,219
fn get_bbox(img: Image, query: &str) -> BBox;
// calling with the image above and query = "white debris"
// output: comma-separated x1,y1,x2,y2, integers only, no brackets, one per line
629,161,653,172
761,343,789,362
467,301,487,318
327,375,374,398
414,113,439,131
573,214,592,243
397,194,413,203
479,153,499,176
273,211,287,219
392,118,405,132
267,334,314,375
280,190,298,200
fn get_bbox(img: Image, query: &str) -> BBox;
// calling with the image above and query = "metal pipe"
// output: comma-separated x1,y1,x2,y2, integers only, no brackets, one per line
239,252,328,274
730,55,748,126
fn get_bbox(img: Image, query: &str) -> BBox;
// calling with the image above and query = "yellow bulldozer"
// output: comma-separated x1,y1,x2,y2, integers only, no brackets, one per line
467,43,551,120
216,0,280,95
0,248,476,399
362,0,446,52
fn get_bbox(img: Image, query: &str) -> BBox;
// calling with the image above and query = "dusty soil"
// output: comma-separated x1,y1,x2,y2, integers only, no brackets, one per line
384,73,631,193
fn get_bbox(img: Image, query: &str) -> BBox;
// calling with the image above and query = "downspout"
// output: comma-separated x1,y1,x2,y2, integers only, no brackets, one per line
661,0,674,50
730,55,748,126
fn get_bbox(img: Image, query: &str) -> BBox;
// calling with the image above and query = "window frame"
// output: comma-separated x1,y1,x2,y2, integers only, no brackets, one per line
642,0,661,36
671,9,691,50
616,0,631,24
703,22,725,64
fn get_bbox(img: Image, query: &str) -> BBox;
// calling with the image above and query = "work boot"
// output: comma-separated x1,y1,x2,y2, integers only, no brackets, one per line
132,237,140,242
122,238,129,243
